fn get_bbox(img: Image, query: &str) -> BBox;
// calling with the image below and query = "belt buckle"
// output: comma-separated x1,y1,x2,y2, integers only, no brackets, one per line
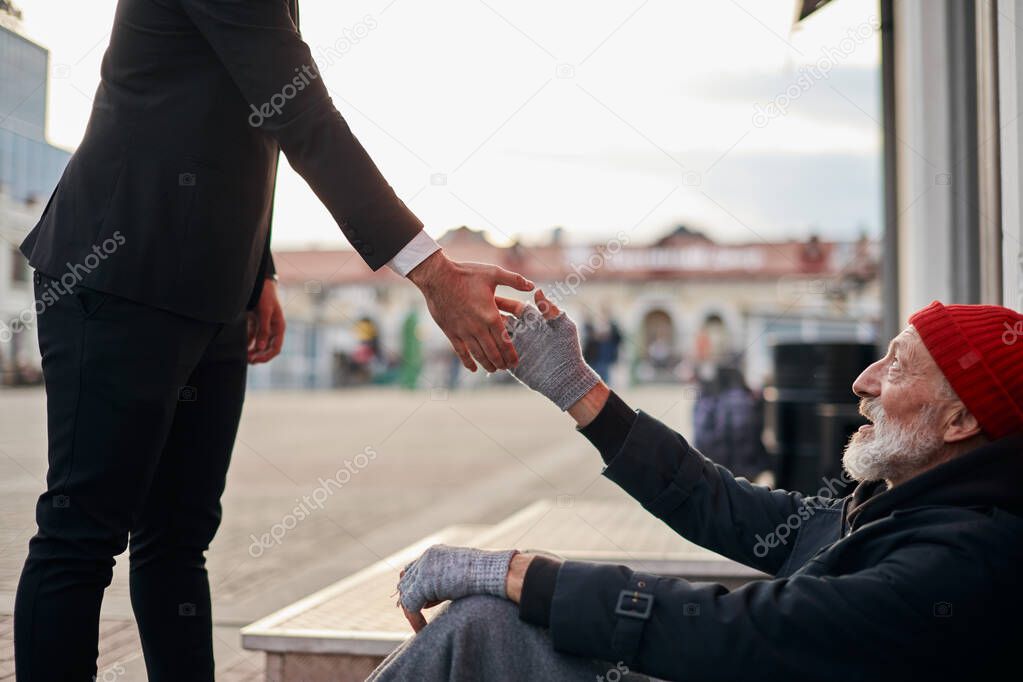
614,589,653,620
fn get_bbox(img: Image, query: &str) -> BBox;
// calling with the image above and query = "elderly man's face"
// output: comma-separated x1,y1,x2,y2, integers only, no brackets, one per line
844,326,952,485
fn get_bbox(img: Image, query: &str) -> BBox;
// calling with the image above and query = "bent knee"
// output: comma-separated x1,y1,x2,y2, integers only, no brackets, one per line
444,595,518,623
421,595,521,641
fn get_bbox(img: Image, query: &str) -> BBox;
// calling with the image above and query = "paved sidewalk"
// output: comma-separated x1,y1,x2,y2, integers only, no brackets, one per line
0,384,694,681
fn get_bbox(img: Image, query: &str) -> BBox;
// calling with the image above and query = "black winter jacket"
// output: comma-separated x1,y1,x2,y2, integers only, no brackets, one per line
519,392,1023,681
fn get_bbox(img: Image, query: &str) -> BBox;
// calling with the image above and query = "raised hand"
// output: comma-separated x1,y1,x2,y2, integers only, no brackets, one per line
408,251,534,372
497,290,601,410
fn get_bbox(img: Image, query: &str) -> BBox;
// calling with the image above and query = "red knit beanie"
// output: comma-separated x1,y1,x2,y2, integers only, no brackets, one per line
909,301,1023,439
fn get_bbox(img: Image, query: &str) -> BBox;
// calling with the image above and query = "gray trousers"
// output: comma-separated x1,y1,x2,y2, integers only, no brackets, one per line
366,595,653,682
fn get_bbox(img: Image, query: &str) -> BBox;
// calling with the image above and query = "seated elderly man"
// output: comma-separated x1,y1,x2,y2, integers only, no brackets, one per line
369,294,1023,682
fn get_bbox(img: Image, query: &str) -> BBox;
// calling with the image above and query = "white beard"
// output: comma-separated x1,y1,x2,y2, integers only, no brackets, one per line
842,399,944,483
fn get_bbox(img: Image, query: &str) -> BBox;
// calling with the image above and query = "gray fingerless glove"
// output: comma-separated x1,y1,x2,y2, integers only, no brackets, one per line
397,544,518,613
505,304,601,410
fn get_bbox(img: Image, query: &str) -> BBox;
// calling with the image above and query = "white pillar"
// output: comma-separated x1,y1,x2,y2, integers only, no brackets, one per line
893,0,957,317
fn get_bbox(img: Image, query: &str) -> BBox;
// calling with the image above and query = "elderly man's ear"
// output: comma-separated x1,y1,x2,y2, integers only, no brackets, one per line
942,403,984,444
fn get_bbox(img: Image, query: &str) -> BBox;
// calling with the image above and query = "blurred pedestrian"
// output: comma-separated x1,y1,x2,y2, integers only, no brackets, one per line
692,363,769,481
350,317,382,383
583,315,623,384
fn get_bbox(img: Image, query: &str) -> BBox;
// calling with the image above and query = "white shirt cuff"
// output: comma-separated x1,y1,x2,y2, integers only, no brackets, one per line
386,230,441,277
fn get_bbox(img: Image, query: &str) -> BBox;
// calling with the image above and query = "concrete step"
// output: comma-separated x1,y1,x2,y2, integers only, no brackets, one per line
240,524,487,681
240,499,766,681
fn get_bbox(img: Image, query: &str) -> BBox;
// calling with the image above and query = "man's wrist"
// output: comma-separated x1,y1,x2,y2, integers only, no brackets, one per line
406,249,452,290
567,382,610,427
505,552,534,604
388,231,442,277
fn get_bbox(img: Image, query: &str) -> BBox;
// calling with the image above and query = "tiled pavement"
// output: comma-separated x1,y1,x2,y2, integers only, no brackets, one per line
0,384,694,681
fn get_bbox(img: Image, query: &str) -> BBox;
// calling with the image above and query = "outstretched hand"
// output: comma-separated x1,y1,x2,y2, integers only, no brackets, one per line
495,288,561,321
408,251,534,372
497,291,601,411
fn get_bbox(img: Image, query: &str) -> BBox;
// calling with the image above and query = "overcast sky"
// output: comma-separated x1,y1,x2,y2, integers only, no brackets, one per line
20,0,881,249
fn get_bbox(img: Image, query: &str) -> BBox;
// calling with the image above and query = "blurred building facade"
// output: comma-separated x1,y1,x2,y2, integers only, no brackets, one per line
0,16,72,384
248,226,880,390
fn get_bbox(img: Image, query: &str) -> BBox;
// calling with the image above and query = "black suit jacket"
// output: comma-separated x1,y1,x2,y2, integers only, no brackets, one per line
20,0,422,322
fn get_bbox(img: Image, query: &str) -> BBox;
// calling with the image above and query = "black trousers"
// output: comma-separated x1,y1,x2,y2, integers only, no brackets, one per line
14,271,248,681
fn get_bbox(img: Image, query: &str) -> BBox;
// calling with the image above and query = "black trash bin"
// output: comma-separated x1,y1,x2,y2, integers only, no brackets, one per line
765,342,875,495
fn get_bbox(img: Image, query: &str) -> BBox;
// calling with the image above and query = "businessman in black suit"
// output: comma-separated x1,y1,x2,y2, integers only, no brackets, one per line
13,1,532,680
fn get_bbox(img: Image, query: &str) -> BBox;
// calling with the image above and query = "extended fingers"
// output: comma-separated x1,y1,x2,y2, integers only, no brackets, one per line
534,290,560,319
495,296,527,316
492,267,534,292
491,322,518,367
476,332,505,372
466,336,498,372
448,335,476,371
497,292,559,326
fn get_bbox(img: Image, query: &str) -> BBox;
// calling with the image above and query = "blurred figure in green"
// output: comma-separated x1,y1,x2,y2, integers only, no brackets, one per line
400,309,423,389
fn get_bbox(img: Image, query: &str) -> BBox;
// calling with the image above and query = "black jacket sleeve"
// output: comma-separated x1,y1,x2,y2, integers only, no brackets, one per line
248,181,277,309
519,395,805,627
180,0,423,269
518,555,562,628
595,408,805,576
546,545,974,681
257,230,276,281
577,389,637,463
246,236,276,310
